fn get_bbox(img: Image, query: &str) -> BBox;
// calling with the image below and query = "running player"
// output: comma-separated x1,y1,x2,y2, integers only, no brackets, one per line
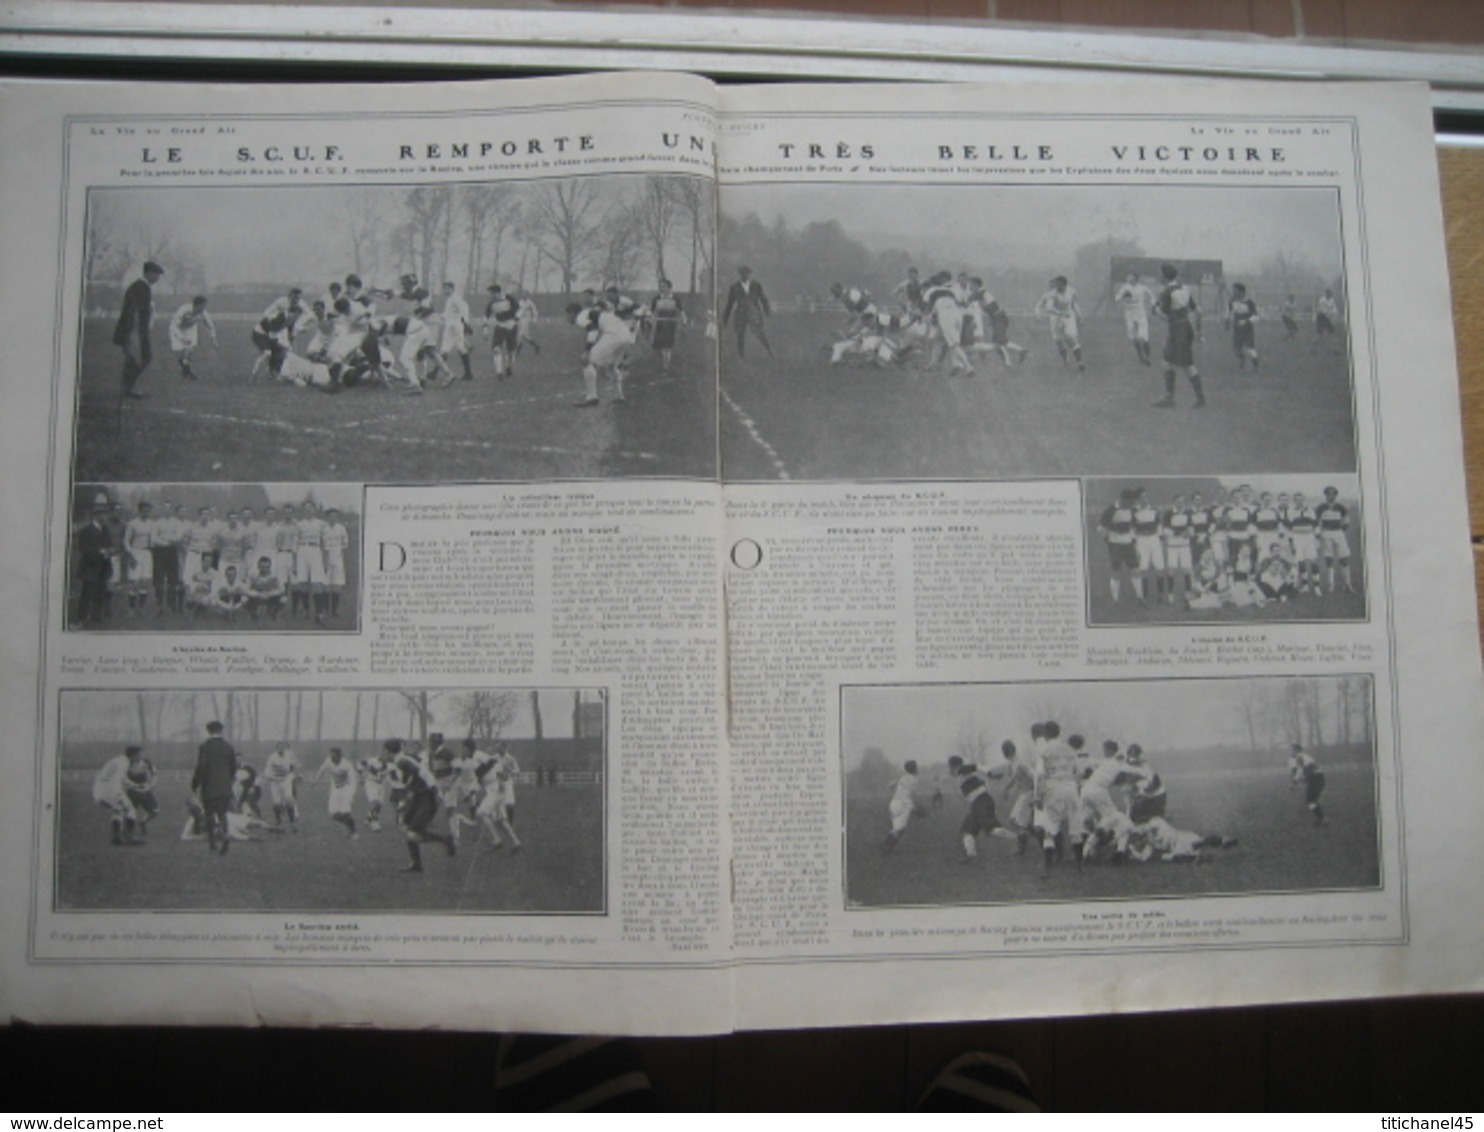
1114,272,1155,365
1227,282,1261,371
168,295,217,381
880,758,921,855
946,754,1013,863
484,284,521,380
386,738,455,872
1287,743,1327,824
1033,276,1085,373
1315,289,1341,353
314,747,359,838
439,282,475,382
516,291,541,356
263,741,301,831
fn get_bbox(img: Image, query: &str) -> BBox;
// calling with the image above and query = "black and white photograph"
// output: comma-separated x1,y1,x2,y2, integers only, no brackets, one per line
73,176,716,485
66,482,362,632
56,686,606,913
1083,474,1366,626
718,184,1353,481
843,676,1378,909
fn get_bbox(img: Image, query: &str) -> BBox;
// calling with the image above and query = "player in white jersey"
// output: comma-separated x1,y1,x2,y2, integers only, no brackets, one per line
1114,272,1154,365
314,747,359,838
358,750,391,831
182,507,220,580
1314,288,1341,353
263,742,301,831
273,505,299,587
1032,721,1084,876
93,746,146,845
477,743,523,852
121,502,156,615
1079,742,1150,860
568,302,634,407
321,507,350,620
292,501,327,620
880,759,921,854
1033,276,1085,373
215,511,251,572
168,296,217,381
1128,817,1237,863
437,282,474,382
515,293,541,356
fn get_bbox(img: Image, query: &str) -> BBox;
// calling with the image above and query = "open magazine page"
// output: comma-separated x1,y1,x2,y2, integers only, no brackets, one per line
715,79,1484,1028
0,72,736,1034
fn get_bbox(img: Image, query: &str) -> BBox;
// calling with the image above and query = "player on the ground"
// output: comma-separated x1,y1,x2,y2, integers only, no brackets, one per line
168,295,217,382
263,741,301,831
93,745,145,846
1288,743,1328,825
1315,486,1354,595
1227,282,1262,371
880,758,921,855
1128,817,1237,863
1153,263,1205,408
314,747,359,839
1114,272,1155,365
1033,276,1086,374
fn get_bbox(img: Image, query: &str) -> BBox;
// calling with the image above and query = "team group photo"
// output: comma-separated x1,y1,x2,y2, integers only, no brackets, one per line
718,183,1355,482
74,175,717,486
58,686,606,914
1083,474,1366,626
67,482,361,632
842,676,1378,909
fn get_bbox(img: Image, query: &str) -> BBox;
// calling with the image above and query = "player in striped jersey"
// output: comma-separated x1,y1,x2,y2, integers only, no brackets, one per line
946,754,1014,863
1226,282,1261,371
1153,263,1205,408
1315,486,1354,594
1096,489,1138,605
386,738,455,872
1288,743,1327,824
1285,491,1321,594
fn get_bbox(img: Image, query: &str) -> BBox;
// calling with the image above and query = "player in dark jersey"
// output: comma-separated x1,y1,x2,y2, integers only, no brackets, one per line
1153,263,1205,409
385,738,455,872
1096,488,1138,606
946,755,1014,863
1288,743,1327,824
647,279,685,374
1227,282,1262,371
484,285,521,380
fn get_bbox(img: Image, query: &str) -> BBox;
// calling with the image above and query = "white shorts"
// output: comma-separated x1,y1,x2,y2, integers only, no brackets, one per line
294,547,327,585
126,549,153,584
364,779,386,805
1051,314,1080,348
324,549,346,588
1291,532,1319,562
1319,530,1350,559
589,333,632,369
888,797,913,835
268,778,297,807
1123,310,1149,340
170,327,200,352
328,783,356,814
1135,535,1166,572
274,550,295,582
1165,543,1193,572
440,320,469,355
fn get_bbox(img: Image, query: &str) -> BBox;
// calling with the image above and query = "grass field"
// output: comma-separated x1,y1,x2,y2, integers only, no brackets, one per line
56,775,604,914
73,317,718,484
845,763,1379,909
721,312,1356,481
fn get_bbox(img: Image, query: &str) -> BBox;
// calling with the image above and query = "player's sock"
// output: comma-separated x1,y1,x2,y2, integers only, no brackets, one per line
404,840,423,871
1190,372,1206,406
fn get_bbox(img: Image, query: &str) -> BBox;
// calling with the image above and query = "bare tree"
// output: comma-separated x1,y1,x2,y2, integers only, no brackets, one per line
527,180,606,293
452,691,520,742
397,690,447,744
639,176,680,284
670,177,715,295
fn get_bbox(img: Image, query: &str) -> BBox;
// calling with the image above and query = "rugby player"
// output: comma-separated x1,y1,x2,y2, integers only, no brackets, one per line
1153,263,1205,408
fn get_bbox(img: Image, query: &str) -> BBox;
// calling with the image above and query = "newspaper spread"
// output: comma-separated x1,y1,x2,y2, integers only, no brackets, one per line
1,71,1480,1035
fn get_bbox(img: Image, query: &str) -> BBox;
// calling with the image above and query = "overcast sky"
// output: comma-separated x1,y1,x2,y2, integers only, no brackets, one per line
841,678,1312,771
725,184,1344,281
63,687,596,747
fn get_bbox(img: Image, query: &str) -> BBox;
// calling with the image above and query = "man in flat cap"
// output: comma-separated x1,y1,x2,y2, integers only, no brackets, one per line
114,260,164,399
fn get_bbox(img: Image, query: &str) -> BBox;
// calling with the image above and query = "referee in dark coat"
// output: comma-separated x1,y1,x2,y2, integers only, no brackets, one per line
192,720,239,855
113,261,164,399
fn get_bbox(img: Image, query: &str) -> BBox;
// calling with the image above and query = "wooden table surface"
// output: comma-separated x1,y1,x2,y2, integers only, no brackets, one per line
1440,146,1484,645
